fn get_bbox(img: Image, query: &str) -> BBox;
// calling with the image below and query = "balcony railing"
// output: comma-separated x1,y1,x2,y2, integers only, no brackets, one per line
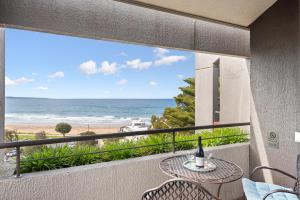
0,122,250,178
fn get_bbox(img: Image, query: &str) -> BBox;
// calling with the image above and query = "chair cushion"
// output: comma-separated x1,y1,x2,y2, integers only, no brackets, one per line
242,178,298,200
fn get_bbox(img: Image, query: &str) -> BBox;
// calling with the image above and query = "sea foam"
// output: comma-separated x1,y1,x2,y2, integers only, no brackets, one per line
5,113,151,126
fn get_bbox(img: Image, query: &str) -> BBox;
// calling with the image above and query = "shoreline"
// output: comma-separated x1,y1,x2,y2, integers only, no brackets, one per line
5,124,122,136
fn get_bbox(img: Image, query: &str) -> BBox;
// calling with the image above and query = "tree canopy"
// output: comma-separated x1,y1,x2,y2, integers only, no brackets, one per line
55,123,72,137
151,77,195,129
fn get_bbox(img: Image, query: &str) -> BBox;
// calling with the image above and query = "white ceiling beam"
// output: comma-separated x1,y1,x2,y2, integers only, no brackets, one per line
129,0,277,27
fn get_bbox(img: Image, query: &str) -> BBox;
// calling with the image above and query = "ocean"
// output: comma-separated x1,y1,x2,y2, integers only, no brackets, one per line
5,97,175,126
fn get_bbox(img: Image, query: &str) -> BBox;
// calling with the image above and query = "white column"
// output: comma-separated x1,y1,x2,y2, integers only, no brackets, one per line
195,53,250,128
195,53,219,126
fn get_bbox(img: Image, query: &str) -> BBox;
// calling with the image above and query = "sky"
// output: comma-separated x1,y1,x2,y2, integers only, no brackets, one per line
5,28,195,99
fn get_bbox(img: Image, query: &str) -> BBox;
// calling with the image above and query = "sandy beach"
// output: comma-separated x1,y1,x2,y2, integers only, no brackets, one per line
5,124,121,136
4,98,171,138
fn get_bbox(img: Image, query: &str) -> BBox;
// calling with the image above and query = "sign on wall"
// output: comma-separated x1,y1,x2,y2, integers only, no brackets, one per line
268,131,279,149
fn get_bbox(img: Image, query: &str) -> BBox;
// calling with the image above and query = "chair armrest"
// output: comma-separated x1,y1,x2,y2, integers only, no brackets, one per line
250,166,297,180
262,189,299,200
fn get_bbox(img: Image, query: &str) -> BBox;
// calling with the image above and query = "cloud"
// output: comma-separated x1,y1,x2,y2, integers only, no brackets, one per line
177,74,184,79
117,79,128,85
79,60,98,75
32,72,38,76
126,59,152,70
5,76,34,86
153,47,187,66
15,77,34,84
35,86,48,90
48,71,64,79
79,60,118,75
99,61,118,75
5,76,15,86
154,55,186,66
154,48,169,58
149,81,157,86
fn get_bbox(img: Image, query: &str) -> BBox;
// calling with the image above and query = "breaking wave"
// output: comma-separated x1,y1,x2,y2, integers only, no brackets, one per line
5,113,151,126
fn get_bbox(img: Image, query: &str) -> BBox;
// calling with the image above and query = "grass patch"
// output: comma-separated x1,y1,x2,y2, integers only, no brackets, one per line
17,134,60,141
20,128,249,173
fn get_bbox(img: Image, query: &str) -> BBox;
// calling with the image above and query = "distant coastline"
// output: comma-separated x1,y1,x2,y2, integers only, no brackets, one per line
5,97,175,135
6,96,173,100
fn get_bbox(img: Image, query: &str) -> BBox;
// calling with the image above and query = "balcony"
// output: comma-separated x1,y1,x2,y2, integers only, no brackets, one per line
0,0,299,200
0,123,250,200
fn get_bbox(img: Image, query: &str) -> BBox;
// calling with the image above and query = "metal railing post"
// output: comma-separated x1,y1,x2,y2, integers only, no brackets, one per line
0,122,250,150
16,146,21,178
172,131,176,154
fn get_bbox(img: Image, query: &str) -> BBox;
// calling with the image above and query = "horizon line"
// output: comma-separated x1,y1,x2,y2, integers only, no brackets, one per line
5,96,174,100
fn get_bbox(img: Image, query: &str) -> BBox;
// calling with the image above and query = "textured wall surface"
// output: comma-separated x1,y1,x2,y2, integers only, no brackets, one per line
0,28,4,141
195,21,250,57
0,143,249,200
0,0,250,57
250,0,299,186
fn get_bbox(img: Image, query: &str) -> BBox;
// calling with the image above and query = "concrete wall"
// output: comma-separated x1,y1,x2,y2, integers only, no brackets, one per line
0,143,249,200
0,28,4,141
195,53,250,127
0,0,250,57
250,0,299,187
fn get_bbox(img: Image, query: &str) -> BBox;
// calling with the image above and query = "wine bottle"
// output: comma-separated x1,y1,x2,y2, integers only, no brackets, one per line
195,136,204,168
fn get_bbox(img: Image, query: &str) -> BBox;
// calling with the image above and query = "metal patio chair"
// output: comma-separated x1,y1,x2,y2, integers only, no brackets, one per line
141,178,220,200
242,155,300,200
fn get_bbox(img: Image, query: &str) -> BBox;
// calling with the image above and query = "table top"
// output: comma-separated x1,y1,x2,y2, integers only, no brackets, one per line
160,155,243,184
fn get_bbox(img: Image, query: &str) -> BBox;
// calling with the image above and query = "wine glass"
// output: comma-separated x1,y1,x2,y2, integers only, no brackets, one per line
206,153,213,160
186,150,195,161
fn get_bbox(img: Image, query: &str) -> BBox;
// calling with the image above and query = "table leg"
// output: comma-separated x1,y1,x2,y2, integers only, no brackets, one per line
217,184,223,198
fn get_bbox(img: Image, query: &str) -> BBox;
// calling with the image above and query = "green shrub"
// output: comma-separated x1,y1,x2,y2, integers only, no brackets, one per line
137,134,171,156
20,128,249,173
77,131,97,146
174,128,248,150
4,129,19,142
35,131,47,140
55,123,72,137
21,145,102,173
103,138,121,145
101,140,137,161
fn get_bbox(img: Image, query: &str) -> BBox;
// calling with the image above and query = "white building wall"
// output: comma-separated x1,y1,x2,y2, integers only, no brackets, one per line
195,53,250,126
219,57,250,124
195,54,219,126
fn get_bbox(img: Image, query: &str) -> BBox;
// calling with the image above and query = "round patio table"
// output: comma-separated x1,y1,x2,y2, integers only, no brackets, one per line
159,155,243,197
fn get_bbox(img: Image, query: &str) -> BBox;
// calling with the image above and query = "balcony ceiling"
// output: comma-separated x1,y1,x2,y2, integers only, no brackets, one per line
129,0,277,27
